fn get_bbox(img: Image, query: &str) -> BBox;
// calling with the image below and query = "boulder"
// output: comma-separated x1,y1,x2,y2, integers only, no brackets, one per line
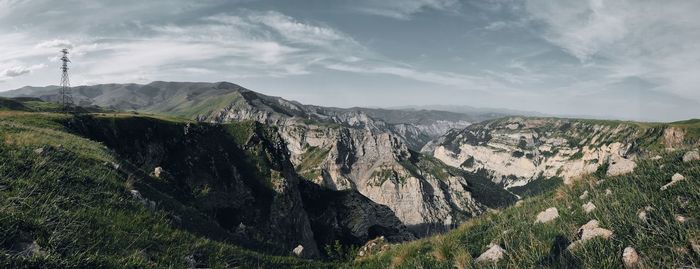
153,167,164,178
660,173,685,190
683,150,700,163
356,236,390,258
622,247,640,269
515,200,524,207
534,207,559,224
579,190,589,200
582,202,596,213
475,243,506,263
292,245,304,257
690,238,700,255
33,147,44,155
605,189,612,196
606,157,636,176
568,220,613,250
675,215,689,224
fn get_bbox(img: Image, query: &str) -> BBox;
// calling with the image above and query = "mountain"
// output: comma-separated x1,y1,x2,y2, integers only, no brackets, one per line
423,116,700,196
2,82,516,236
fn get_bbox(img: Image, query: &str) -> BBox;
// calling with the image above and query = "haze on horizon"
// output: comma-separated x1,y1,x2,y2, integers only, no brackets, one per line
0,0,699,122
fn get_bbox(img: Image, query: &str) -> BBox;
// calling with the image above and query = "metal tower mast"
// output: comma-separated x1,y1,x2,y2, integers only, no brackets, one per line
59,48,74,110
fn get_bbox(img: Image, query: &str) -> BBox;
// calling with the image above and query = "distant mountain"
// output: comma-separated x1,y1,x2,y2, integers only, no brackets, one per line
390,104,548,118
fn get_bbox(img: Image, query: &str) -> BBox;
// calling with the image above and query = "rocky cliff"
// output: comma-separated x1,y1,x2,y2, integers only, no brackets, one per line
2,82,515,235
66,115,415,258
425,117,694,192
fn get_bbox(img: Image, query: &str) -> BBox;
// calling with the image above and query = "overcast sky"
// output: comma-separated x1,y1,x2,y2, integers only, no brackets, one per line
1,0,698,121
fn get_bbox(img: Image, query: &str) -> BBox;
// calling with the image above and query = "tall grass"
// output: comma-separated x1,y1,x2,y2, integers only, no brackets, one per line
354,151,700,268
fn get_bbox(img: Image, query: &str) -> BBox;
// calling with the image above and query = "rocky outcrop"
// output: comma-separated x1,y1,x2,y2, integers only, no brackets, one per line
427,117,666,188
67,116,416,259
567,220,613,250
205,89,514,235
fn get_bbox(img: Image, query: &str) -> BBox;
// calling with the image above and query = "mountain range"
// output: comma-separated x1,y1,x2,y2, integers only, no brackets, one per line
1,81,699,268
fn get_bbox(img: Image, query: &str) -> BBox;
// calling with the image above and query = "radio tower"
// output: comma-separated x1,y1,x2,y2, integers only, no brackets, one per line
59,48,74,110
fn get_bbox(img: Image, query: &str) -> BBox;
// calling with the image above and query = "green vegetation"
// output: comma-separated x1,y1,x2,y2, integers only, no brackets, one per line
296,146,331,180
353,151,700,268
509,176,563,198
0,111,331,268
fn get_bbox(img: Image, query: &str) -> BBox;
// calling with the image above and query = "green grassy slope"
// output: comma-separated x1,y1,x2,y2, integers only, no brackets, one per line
352,150,700,268
0,111,330,268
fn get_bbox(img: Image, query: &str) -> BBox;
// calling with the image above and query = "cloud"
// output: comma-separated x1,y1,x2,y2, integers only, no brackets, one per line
35,39,74,49
523,0,700,102
352,0,460,20
1,64,47,78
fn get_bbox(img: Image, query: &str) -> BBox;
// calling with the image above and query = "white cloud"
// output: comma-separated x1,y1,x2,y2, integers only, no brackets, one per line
35,39,74,49
1,63,47,78
524,0,700,100
353,0,460,20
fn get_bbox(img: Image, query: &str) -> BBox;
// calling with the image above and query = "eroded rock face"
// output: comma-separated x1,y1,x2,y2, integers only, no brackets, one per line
207,94,512,235
428,118,658,188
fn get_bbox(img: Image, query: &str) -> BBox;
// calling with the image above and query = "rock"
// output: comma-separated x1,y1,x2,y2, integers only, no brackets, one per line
292,245,304,257
534,207,559,224
675,215,688,224
637,209,648,221
683,150,700,163
582,202,596,213
153,167,164,178
622,247,640,269
606,157,636,176
475,243,506,263
515,200,524,207
356,236,390,258
18,241,44,257
690,238,700,255
660,173,685,190
33,147,44,155
568,220,613,250
579,190,589,200
605,189,612,196
651,155,662,160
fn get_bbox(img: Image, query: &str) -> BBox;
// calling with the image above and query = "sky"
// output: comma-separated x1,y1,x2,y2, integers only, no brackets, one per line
0,0,699,121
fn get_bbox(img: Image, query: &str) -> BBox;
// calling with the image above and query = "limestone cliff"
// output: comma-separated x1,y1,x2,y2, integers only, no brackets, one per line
425,117,675,190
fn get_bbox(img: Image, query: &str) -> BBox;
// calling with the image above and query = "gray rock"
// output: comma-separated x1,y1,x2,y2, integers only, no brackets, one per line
292,245,304,257
683,150,700,163
475,243,506,263
568,220,613,250
579,190,589,200
660,173,685,190
622,247,640,269
153,167,164,178
582,202,596,213
535,207,559,224
33,147,44,155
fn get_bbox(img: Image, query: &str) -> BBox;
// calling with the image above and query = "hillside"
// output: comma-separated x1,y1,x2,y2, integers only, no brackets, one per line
2,82,516,235
353,147,700,268
424,117,700,196
0,104,425,267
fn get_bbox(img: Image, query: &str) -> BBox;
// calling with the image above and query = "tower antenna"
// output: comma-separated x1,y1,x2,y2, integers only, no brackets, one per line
59,48,74,111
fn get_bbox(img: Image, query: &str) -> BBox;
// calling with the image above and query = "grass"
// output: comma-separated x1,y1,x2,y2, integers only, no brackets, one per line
0,111,332,268
352,150,700,268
